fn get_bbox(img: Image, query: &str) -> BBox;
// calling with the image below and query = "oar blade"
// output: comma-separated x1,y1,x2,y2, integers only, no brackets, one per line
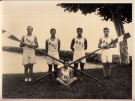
123,33,131,40
2,29,21,42
109,33,131,45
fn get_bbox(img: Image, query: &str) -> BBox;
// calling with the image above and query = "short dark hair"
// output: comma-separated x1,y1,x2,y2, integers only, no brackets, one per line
77,27,83,32
103,27,109,31
64,59,69,63
27,26,33,30
50,28,56,32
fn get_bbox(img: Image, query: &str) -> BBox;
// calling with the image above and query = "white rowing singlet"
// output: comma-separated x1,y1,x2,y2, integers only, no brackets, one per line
48,38,58,52
61,68,70,80
101,36,112,52
23,35,35,56
74,37,85,51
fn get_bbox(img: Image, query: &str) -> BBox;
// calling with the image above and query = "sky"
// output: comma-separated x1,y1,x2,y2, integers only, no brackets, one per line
2,1,133,56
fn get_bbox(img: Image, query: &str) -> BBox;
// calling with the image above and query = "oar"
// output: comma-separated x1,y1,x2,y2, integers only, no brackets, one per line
68,33,131,66
30,32,131,84
2,29,67,63
29,50,103,84
2,29,102,84
3,29,130,83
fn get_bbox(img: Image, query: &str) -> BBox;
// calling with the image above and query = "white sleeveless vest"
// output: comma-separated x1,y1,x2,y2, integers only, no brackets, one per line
61,68,70,80
48,38,58,52
23,35,35,56
74,37,85,51
101,36,112,52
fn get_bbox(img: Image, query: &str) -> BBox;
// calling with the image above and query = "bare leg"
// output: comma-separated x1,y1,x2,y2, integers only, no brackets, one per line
48,64,52,79
56,78,68,86
74,63,78,77
68,77,77,85
54,65,58,79
24,64,29,81
29,64,33,81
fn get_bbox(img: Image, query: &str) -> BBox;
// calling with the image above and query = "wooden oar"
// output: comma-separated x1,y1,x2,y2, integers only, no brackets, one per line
3,29,131,84
2,29,66,64
29,50,103,84
68,32,131,66
30,31,131,84
2,29,102,84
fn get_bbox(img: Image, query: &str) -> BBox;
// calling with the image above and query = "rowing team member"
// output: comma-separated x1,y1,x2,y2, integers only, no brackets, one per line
20,26,116,84
20,26,38,82
56,59,77,86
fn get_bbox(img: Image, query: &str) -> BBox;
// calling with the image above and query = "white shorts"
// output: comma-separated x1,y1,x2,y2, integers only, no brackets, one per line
73,50,86,63
47,51,60,65
101,50,112,63
22,51,36,65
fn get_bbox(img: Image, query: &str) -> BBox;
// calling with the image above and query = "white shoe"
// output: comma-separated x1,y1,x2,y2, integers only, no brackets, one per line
25,78,29,82
29,78,32,82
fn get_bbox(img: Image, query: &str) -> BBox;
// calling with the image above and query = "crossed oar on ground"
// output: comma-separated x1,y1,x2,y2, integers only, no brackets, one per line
2,29,131,84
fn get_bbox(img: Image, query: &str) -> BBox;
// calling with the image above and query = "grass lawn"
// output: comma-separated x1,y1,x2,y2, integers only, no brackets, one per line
2,64,132,99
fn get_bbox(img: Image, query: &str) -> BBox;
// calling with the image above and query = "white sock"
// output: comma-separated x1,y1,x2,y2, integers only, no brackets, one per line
29,78,32,81
25,78,28,82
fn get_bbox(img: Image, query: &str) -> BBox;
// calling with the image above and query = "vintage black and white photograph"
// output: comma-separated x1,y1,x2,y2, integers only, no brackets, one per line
1,1,134,100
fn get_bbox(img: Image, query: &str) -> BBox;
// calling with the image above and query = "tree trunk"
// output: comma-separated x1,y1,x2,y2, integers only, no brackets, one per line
111,12,129,65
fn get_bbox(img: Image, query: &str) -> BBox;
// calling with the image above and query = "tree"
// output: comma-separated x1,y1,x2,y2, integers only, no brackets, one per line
57,3,132,64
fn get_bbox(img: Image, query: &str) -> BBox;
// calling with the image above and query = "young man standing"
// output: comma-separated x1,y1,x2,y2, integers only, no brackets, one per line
20,26,39,82
70,27,87,81
98,27,116,81
56,59,77,87
46,28,60,80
